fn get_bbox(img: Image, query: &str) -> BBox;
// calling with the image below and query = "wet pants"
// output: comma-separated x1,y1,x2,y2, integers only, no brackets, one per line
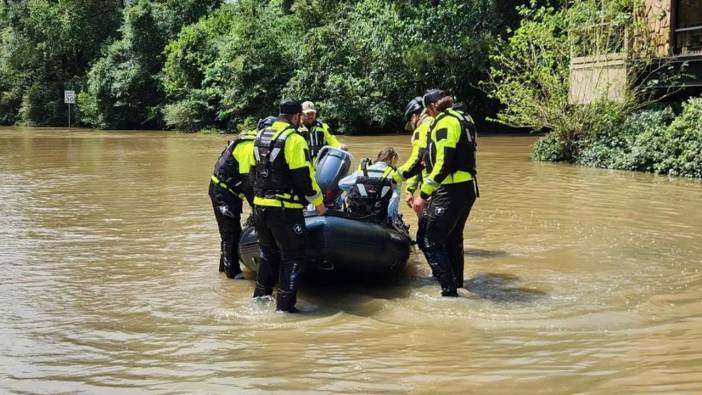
251,206,307,312
421,181,476,296
209,181,243,278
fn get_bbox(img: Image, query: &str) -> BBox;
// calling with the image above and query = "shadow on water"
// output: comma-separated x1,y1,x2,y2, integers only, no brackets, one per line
299,270,414,316
463,272,548,303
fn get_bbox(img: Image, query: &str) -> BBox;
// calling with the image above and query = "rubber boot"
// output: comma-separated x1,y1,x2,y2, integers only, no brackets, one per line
276,260,304,312
424,249,458,297
218,240,225,272
448,241,465,289
252,251,279,298
415,215,429,254
253,282,272,298
224,241,244,279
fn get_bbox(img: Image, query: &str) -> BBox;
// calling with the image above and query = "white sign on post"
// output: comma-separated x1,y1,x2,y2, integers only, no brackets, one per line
64,90,75,128
64,90,76,104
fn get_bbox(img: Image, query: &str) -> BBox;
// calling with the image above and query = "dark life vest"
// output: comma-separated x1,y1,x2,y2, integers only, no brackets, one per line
425,109,478,176
346,162,394,223
212,134,254,197
301,121,327,159
252,124,302,204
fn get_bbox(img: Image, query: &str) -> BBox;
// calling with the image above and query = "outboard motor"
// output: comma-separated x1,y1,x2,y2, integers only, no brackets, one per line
315,147,352,207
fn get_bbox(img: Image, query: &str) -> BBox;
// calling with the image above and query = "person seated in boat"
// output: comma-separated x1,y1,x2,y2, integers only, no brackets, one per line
338,147,401,224
298,101,348,161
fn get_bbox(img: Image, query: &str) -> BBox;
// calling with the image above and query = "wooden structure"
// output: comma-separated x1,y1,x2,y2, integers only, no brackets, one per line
569,0,702,104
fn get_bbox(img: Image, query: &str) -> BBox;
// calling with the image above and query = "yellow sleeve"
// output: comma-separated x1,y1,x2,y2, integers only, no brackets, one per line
285,133,323,206
234,140,254,174
322,123,341,148
420,116,461,198
286,133,312,170
398,133,422,175
406,174,421,194
398,117,431,181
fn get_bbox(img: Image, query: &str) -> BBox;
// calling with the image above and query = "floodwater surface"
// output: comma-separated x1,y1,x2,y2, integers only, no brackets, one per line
1,127,702,394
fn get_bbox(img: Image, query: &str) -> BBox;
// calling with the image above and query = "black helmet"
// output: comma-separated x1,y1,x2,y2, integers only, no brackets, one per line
256,116,277,131
404,96,423,121
422,89,446,108
279,99,302,115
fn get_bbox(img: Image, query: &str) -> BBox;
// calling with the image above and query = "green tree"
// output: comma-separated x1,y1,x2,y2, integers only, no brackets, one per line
0,0,123,125
284,0,500,133
0,0,542,131
162,0,301,131
79,0,221,129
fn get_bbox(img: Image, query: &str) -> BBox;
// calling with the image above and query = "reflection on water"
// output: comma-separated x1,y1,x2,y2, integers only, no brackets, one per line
1,126,702,394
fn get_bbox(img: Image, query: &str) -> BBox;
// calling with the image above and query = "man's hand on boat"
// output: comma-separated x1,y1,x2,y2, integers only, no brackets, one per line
316,203,328,216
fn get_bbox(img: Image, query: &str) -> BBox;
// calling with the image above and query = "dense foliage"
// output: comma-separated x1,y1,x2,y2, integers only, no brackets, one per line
570,97,702,177
283,0,498,133
0,0,526,132
79,0,221,129
0,0,124,126
162,1,301,131
162,0,503,133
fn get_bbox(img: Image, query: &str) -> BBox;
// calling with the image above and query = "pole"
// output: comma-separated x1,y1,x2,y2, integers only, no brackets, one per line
68,103,71,128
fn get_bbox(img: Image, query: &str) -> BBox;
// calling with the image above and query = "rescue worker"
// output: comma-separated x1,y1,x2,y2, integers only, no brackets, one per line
393,96,435,256
299,101,348,160
338,147,401,224
403,97,426,206
410,89,478,297
209,129,256,279
249,99,327,313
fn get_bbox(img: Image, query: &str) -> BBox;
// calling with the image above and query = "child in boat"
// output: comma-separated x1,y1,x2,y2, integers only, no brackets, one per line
338,147,401,223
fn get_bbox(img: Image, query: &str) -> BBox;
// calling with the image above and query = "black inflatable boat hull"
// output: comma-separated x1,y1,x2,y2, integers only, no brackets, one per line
238,213,410,275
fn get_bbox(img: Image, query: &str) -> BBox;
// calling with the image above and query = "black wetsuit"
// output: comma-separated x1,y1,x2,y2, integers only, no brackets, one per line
209,134,254,278
417,108,478,296
250,118,323,312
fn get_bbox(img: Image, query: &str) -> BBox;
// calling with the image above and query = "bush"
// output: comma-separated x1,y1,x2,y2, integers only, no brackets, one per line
577,106,674,171
485,0,683,163
214,0,302,128
1,0,531,130
162,0,505,134
162,98,212,132
20,82,64,126
573,97,702,177
652,97,702,177
162,1,300,131
0,86,21,125
533,133,567,161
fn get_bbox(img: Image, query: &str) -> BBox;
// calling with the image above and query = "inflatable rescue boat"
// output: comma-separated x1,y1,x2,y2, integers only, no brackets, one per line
238,147,411,276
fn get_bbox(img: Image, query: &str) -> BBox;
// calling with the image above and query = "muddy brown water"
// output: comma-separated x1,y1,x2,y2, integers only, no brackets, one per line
1,127,702,394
